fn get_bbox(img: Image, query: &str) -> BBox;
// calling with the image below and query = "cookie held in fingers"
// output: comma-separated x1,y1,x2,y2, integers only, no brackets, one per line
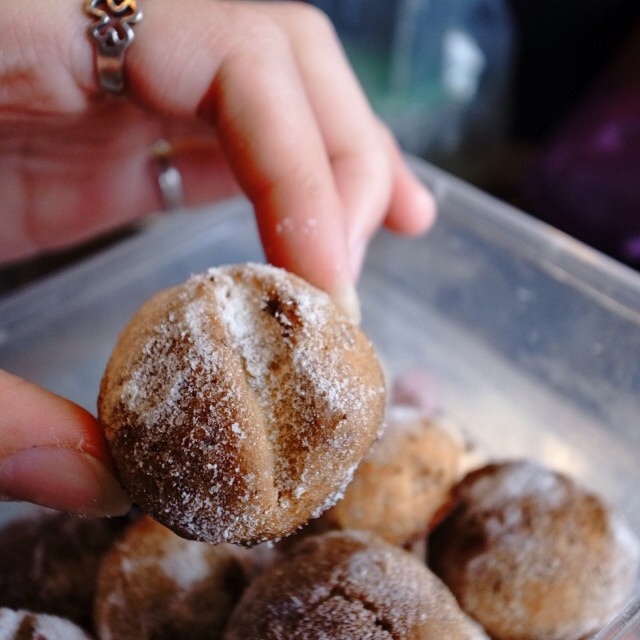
430,461,640,640
98,263,386,544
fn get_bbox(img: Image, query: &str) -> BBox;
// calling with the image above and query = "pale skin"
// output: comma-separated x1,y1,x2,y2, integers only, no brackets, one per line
0,0,435,516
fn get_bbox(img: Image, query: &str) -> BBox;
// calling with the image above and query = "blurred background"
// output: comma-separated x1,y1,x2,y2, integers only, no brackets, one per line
305,0,640,270
2,0,639,292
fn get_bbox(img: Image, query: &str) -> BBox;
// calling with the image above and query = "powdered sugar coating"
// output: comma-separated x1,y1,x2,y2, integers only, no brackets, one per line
223,530,489,639
0,508,128,630
95,516,271,640
320,409,464,545
0,608,92,640
159,538,211,590
98,263,385,544
430,461,640,640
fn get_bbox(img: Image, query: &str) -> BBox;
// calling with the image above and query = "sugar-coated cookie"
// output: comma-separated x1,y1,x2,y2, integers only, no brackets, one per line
321,406,463,546
99,263,385,544
224,530,489,639
430,461,640,640
95,516,275,640
0,608,92,640
0,508,127,631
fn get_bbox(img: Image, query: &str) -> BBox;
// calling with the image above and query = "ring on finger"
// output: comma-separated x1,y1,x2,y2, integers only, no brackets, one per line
84,0,143,93
149,139,185,212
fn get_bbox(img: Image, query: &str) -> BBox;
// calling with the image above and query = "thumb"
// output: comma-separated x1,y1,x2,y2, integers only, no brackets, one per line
0,370,131,517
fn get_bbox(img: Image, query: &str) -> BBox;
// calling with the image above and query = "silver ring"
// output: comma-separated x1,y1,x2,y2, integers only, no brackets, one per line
150,140,184,211
85,0,143,93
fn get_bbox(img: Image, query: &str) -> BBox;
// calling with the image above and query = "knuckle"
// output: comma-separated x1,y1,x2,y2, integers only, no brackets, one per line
375,121,398,150
364,146,393,188
290,3,338,40
235,11,290,54
353,126,395,181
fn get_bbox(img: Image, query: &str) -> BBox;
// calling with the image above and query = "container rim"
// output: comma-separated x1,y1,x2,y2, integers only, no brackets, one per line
409,158,640,321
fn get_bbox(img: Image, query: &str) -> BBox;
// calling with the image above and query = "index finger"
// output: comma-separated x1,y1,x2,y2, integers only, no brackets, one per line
199,15,357,314
92,0,358,317
27,0,357,316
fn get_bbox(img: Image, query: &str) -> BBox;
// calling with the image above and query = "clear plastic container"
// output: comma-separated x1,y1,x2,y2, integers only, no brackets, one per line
1,159,639,637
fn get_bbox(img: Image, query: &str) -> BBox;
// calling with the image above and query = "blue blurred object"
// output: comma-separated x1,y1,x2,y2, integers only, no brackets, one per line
307,0,515,180
310,0,399,46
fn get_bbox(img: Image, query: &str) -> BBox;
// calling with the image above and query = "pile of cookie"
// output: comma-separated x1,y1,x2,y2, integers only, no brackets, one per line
1,264,637,639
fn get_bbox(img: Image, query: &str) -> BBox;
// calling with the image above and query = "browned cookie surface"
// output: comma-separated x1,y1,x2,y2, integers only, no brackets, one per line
430,460,640,640
0,508,127,631
223,530,489,639
94,516,273,640
321,407,463,546
99,263,385,544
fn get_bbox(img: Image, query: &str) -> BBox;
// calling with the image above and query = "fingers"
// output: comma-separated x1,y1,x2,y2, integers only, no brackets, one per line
382,126,437,236
200,13,354,310
238,2,436,278
124,0,360,315
249,4,392,247
0,370,130,516
7,0,435,314
0,104,239,264
220,2,435,280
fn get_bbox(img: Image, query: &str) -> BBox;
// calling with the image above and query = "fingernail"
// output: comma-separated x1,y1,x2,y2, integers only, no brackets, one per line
0,448,131,517
414,183,438,229
332,281,361,325
349,238,368,280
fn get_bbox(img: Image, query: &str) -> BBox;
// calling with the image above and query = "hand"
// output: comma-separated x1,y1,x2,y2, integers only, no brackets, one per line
0,370,131,516
0,0,435,516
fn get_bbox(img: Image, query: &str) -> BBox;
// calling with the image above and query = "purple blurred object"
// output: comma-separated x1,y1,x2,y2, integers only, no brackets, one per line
522,84,640,266
391,367,441,417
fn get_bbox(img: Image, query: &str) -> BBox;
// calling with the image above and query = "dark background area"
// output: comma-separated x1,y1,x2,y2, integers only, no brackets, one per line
505,0,640,268
508,0,639,141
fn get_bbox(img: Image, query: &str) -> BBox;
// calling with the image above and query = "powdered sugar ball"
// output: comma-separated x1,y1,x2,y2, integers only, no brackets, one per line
94,516,274,640
98,263,385,545
430,461,640,640
0,608,92,640
320,406,465,547
223,530,489,640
